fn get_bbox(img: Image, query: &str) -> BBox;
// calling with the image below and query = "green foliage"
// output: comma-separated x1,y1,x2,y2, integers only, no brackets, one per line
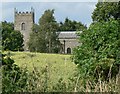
73,19,120,81
28,9,61,53
28,28,46,52
2,53,28,93
58,17,87,31
92,2,120,22
2,21,24,51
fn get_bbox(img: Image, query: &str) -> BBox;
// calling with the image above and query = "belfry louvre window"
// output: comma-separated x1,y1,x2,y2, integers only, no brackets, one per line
21,23,25,30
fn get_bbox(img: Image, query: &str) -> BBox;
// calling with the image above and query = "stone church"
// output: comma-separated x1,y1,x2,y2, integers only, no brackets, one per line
14,8,79,54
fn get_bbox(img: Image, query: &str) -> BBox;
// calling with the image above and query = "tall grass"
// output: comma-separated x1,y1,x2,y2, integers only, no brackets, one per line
21,63,120,92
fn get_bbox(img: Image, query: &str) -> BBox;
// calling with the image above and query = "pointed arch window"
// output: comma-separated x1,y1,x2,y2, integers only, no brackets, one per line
21,23,25,30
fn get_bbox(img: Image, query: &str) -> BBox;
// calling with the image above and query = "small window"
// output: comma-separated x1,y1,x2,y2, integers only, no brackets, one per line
21,23,25,30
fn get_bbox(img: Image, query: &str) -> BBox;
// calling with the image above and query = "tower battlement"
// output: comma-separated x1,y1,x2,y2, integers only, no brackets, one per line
15,11,33,15
14,7,34,16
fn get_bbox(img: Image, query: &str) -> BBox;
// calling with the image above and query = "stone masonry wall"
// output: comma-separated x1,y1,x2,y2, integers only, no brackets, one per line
14,12,34,50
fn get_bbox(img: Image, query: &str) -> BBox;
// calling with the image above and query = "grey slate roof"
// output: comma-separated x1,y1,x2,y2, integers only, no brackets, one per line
58,31,81,39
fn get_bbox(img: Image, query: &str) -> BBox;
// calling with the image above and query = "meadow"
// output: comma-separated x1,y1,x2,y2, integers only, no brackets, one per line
5,51,78,88
3,51,119,92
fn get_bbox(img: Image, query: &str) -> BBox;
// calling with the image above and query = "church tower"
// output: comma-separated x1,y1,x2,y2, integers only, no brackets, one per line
14,7,34,50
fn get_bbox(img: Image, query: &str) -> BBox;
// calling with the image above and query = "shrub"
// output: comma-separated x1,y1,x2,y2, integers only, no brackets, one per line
73,19,120,81
2,53,28,93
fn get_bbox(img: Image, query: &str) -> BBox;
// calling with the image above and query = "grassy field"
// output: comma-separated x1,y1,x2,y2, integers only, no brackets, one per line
4,51,77,87
3,51,119,92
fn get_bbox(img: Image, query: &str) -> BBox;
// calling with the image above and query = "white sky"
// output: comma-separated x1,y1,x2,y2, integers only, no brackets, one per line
1,0,98,2
0,0,98,27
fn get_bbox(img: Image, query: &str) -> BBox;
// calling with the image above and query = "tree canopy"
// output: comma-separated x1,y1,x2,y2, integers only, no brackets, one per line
73,19,120,80
28,9,61,53
73,1,120,81
58,17,87,31
92,2,120,22
2,21,24,51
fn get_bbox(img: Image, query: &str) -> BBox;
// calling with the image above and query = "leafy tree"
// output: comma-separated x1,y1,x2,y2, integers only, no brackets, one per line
28,9,61,53
73,19,120,81
39,9,60,53
73,1,120,82
28,24,47,52
92,2,120,22
59,18,87,31
2,21,24,51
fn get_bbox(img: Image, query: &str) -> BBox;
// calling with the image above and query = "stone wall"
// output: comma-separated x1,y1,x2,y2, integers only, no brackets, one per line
59,38,79,54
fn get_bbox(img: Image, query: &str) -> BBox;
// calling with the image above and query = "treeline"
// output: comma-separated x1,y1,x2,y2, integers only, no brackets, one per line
58,17,87,31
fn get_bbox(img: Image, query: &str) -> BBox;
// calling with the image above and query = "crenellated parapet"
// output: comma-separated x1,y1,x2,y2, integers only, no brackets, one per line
14,7,34,15
15,11,33,15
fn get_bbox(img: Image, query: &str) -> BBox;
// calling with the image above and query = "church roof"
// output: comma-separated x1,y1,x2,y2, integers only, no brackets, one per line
58,31,81,39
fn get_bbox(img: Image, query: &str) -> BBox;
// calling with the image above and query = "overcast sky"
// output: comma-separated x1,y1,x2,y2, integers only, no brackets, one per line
1,2,97,27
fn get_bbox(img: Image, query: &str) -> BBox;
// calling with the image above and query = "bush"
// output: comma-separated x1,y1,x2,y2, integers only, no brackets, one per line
2,53,28,93
73,19,120,81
